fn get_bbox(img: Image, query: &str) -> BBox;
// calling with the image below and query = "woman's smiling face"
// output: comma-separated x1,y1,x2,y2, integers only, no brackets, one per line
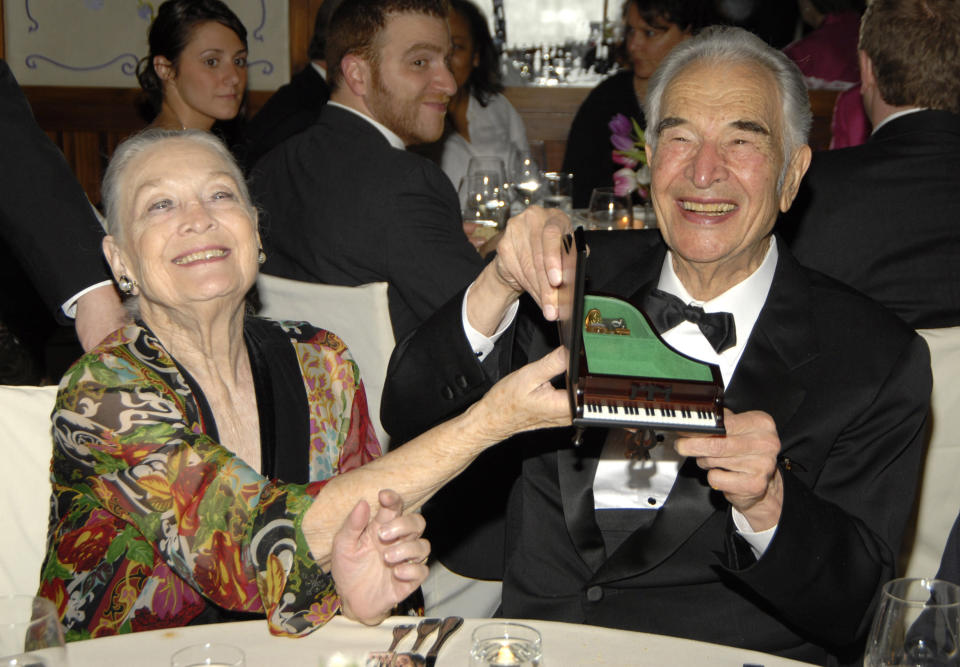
105,137,259,319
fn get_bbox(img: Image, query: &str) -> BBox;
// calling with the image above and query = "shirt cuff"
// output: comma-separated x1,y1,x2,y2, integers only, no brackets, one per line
461,281,520,362
731,507,778,559
61,280,114,319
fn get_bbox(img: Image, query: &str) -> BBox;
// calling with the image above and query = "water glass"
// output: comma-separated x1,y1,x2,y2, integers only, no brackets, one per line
864,577,960,666
0,596,66,667
586,187,633,230
170,642,245,667
469,622,542,667
541,172,574,214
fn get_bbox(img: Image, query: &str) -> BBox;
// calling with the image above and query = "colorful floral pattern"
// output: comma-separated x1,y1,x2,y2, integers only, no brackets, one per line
37,319,380,641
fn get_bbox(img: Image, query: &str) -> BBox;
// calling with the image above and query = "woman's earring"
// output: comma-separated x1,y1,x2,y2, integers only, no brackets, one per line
257,248,267,265
117,275,137,294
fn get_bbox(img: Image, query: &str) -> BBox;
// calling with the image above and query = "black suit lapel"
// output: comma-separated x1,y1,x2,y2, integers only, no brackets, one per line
556,431,607,573
592,457,722,584
726,246,817,434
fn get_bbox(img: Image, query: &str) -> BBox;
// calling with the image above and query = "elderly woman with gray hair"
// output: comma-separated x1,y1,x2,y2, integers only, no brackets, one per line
37,129,569,640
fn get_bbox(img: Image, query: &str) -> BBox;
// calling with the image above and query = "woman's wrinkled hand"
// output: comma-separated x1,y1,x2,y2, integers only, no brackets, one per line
331,489,429,625
472,345,572,443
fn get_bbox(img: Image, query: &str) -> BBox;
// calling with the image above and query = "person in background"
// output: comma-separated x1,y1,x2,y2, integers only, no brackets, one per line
783,0,868,149
381,26,931,663
782,0,960,329
241,0,345,169
420,0,528,194
38,129,569,639
251,0,484,341
561,0,714,209
0,59,126,378
136,0,247,141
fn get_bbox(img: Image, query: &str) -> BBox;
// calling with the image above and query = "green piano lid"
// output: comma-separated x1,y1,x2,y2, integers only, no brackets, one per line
582,294,714,382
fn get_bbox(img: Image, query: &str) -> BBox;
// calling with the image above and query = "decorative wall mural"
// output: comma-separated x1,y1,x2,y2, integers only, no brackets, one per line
5,0,288,89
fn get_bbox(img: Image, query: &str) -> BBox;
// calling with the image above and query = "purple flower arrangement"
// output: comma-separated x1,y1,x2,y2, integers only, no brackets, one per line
609,113,650,198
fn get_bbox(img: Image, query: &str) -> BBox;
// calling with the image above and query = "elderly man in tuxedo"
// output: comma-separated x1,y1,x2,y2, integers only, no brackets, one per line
782,0,960,329
381,26,931,664
251,0,483,340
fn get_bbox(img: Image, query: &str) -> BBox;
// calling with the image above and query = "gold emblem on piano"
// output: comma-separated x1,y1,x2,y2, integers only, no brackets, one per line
585,308,631,335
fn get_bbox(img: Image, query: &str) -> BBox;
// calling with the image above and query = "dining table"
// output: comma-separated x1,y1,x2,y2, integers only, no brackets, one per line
63,615,819,666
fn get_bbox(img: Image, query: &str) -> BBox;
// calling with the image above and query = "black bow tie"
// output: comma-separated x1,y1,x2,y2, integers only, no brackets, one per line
643,288,737,354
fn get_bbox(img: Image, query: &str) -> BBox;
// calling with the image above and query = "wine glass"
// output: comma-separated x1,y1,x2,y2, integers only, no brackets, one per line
586,187,633,230
0,596,66,667
509,147,544,211
864,577,960,666
460,172,508,246
541,171,574,214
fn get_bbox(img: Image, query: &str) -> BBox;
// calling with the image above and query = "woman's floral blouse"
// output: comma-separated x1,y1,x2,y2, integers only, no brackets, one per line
37,319,380,640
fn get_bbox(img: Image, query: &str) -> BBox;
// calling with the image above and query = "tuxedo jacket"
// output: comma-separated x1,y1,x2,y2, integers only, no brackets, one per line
0,59,109,317
381,231,931,664
250,104,483,340
781,109,960,328
241,65,330,170
937,512,960,587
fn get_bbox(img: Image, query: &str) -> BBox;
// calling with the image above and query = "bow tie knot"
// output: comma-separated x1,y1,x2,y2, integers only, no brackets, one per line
643,288,737,354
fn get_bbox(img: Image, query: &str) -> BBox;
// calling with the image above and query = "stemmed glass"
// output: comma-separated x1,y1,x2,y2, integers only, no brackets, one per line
0,596,67,667
586,187,633,230
460,172,509,246
509,142,546,211
864,577,960,666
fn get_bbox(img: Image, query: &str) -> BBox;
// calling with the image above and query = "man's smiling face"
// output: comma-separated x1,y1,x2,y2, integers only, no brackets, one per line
646,59,810,291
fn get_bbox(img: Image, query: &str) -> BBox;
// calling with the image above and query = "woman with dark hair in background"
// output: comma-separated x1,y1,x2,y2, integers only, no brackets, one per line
561,0,714,209
136,0,248,139
431,0,528,193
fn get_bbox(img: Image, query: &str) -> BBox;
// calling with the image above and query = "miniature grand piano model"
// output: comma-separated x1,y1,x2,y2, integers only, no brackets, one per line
558,227,726,436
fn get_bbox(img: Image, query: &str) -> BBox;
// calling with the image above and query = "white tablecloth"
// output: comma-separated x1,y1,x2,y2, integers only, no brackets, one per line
64,616,817,666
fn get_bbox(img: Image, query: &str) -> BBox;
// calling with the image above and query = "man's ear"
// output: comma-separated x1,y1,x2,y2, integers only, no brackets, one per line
858,50,875,91
779,144,812,213
153,55,175,81
341,53,371,97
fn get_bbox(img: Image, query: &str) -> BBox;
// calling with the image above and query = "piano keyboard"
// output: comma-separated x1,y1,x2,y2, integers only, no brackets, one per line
582,402,719,429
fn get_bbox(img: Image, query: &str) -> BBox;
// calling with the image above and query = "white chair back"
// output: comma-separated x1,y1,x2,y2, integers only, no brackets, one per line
901,326,960,578
0,384,58,596
256,275,395,449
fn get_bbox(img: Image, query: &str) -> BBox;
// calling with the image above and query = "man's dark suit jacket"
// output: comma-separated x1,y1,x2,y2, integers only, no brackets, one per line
937,512,960,587
250,104,484,340
241,65,329,170
781,109,960,329
381,231,931,664
0,59,109,317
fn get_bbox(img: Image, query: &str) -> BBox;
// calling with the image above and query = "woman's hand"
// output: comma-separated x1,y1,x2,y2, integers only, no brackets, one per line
467,345,572,443
331,489,429,625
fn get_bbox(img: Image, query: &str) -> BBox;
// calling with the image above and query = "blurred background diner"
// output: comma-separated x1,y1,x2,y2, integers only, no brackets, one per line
136,0,249,149
415,0,529,199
